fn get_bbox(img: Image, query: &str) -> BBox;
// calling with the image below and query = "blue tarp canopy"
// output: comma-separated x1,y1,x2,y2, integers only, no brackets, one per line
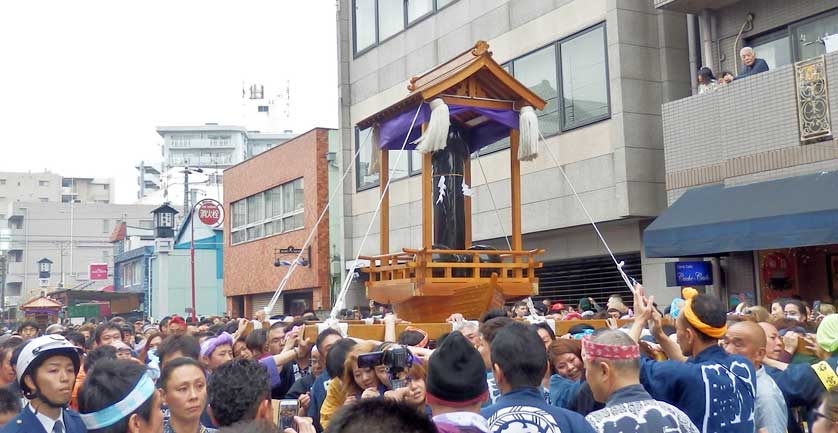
644,171,838,258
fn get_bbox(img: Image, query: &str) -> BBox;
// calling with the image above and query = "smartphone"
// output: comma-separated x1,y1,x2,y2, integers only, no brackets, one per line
278,399,298,430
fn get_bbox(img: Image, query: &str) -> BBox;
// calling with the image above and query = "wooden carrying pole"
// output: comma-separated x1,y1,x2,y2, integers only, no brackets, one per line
380,149,389,254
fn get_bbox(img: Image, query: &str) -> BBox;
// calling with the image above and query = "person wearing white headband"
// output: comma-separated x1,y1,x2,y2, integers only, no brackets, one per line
77,359,163,433
0,334,84,433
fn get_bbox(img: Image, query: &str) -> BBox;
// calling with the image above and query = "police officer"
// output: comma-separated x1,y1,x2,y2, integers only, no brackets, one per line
0,334,85,433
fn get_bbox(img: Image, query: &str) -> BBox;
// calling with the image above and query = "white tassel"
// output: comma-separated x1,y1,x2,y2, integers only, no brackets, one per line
367,126,380,176
414,98,450,154
518,106,539,161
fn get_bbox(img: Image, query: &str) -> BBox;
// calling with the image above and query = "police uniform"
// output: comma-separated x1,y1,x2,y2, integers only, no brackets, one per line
0,405,86,433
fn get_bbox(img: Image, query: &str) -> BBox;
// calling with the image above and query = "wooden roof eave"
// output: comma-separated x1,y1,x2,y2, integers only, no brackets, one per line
356,42,546,130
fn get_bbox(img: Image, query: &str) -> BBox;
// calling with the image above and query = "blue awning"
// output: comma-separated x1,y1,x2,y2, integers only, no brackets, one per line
644,171,838,258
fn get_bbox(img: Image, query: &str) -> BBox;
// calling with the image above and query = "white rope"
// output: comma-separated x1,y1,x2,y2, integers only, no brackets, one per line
262,123,375,314
475,153,512,250
540,133,636,295
330,104,424,319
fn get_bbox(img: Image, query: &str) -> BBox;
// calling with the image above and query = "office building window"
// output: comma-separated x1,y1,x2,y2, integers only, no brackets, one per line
39,180,49,187
407,0,433,24
231,177,306,245
103,219,110,233
353,0,460,55
0,179,5,185
514,45,560,136
479,24,610,156
561,26,609,130
39,197,48,202
378,0,404,41
354,0,377,53
258,106,269,113
355,127,417,191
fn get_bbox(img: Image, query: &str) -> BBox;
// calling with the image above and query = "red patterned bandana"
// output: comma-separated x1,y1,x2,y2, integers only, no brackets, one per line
581,335,640,362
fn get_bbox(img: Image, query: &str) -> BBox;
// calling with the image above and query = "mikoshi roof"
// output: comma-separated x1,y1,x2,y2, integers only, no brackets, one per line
356,41,546,153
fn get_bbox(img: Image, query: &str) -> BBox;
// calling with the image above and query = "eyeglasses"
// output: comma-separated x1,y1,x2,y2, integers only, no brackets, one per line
813,409,836,423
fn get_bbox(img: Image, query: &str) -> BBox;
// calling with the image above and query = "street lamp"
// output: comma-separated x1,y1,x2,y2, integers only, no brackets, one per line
151,203,179,239
38,258,52,290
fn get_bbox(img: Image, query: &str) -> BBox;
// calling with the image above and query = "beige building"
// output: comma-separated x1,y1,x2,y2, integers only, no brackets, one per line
4,202,158,304
335,0,693,308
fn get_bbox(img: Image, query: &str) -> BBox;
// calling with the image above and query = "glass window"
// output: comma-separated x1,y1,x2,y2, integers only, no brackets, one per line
232,230,246,244
266,187,283,218
378,0,404,41
751,35,792,70
389,150,411,180
437,0,456,8
792,11,838,62
561,26,609,130
292,179,305,211
407,0,433,24
284,213,304,231
246,225,263,241
354,0,376,53
357,128,379,190
232,200,246,228
246,194,264,224
514,45,561,137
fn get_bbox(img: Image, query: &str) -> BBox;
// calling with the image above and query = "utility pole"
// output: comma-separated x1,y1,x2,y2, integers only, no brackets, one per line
0,254,6,325
183,169,190,215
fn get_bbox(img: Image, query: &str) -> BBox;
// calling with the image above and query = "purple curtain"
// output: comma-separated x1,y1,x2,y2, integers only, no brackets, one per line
377,102,520,153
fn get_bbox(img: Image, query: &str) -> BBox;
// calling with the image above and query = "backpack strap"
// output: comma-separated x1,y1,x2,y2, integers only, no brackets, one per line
811,361,838,390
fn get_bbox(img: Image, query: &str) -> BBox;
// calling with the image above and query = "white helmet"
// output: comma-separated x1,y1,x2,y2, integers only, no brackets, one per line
16,335,82,385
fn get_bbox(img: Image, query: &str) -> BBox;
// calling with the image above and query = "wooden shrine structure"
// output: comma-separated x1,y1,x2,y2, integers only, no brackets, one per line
354,41,548,322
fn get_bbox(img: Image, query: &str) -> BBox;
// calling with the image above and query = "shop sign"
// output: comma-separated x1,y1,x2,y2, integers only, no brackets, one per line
89,263,108,280
675,261,713,286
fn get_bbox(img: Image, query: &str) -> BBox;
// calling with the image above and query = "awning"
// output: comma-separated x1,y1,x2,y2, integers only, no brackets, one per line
644,171,838,258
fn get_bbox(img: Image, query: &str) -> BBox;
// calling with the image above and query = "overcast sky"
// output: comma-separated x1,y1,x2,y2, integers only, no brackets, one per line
0,1,338,203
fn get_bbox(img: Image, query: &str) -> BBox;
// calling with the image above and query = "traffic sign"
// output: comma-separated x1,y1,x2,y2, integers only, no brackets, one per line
197,199,224,227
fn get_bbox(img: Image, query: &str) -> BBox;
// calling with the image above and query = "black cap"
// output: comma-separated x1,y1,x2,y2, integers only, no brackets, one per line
426,331,487,407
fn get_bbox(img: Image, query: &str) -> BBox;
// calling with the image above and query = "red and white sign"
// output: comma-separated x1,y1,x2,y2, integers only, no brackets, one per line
89,263,108,280
197,199,224,227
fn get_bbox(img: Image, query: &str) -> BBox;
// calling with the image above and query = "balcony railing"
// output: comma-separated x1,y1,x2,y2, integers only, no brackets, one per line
653,0,742,14
661,51,837,197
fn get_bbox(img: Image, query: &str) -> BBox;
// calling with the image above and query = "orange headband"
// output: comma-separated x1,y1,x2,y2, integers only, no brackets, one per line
682,292,727,339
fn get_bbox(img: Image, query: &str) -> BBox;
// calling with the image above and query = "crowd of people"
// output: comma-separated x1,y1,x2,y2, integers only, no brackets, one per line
697,46,770,94
0,286,837,433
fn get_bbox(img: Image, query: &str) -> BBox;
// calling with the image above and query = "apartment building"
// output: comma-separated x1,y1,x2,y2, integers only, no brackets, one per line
646,0,838,307
336,0,692,307
4,202,158,303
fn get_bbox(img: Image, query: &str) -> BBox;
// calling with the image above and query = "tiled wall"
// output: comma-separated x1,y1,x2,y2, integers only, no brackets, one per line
662,50,838,204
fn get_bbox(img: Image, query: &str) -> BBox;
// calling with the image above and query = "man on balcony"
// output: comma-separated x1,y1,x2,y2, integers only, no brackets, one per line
737,47,769,79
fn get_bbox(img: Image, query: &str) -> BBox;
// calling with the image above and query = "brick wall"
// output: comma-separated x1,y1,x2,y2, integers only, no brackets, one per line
223,129,332,310
662,50,838,204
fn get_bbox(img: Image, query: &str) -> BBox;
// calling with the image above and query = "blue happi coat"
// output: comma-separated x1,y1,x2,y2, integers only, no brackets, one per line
481,387,595,433
639,345,756,433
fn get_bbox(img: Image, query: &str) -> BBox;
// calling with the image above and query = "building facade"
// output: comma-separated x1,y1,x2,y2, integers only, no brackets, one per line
148,209,225,319
0,171,114,221
647,0,838,307
336,0,692,308
223,128,334,317
3,202,158,304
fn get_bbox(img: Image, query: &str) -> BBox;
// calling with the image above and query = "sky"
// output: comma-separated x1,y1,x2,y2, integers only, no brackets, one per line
0,1,339,204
